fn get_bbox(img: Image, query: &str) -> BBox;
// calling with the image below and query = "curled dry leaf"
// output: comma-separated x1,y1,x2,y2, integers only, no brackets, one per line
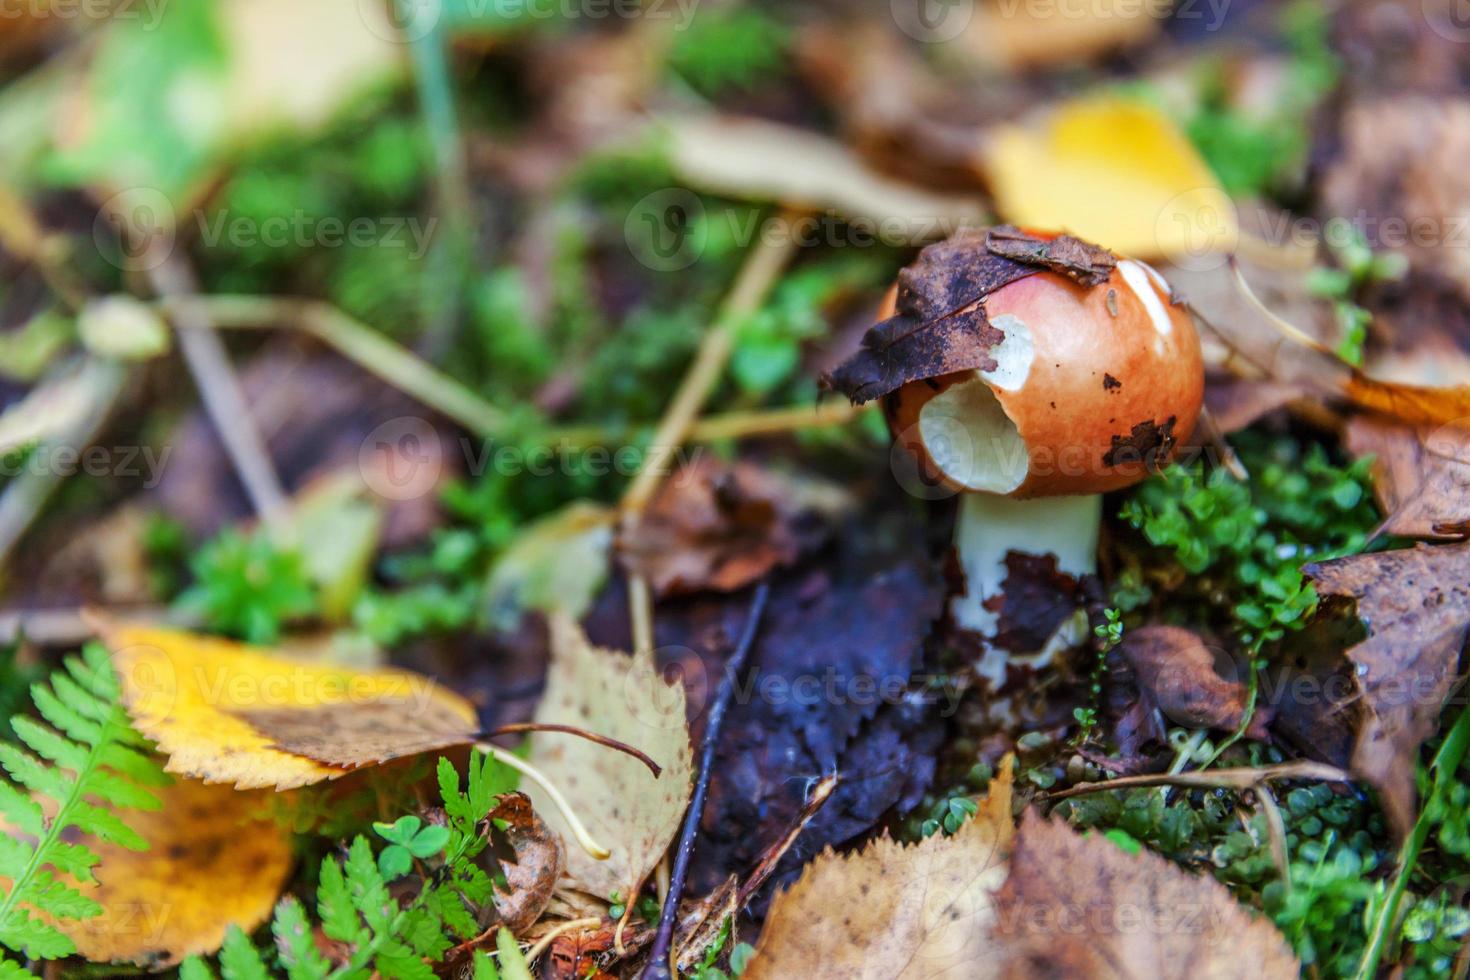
527,616,693,902
617,458,840,599
96,620,479,789
1305,543,1470,838
744,764,1013,980
661,114,986,240
483,793,564,935
53,777,291,966
825,228,1108,403
1345,415,1470,539
993,810,1299,979
980,98,1236,262
1117,625,1270,739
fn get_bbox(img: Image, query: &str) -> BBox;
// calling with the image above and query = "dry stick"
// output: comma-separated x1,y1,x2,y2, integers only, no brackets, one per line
147,253,289,528
480,722,661,777
642,581,771,980
1040,759,1352,802
173,295,506,436
734,773,837,910
619,217,800,657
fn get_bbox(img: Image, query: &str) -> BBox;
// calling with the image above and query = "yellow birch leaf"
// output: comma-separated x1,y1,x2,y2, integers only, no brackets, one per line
526,616,693,902
745,762,1014,980
95,619,479,790
54,777,292,966
981,98,1238,263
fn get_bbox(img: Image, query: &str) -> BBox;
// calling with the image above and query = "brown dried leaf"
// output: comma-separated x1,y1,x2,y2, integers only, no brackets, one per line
1117,626,1269,738
98,620,478,789
1305,543,1470,837
992,811,1299,979
526,616,693,902
983,552,1086,655
824,230,1044,403
484,793,564,934
984,225,1116,287
618,459,840,599
1204,379,1312,434
744,764,1013,980
1345,415,1470,539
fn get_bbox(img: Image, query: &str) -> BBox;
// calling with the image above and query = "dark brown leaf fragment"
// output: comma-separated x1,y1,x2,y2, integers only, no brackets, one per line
1304,542,1470,839
1117,625,1269,738
824,231,1046,404
1102,416,1177,470
1344,415,1470,540
984,225,1116,287
982,552,1086,654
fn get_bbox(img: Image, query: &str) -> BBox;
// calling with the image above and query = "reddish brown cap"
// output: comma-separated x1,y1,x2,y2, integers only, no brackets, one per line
886,259,1203,498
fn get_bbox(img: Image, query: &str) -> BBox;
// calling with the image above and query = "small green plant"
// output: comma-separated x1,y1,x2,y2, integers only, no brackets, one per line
667,6,790,96
1119,433,1378,648
1306,226,1407,365
177,530,317,644
0,644,170,960
1074,608,1123,735
181,752,521,979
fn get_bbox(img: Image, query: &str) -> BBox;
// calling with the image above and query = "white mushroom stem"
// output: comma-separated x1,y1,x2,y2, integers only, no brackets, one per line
952,492,1100,686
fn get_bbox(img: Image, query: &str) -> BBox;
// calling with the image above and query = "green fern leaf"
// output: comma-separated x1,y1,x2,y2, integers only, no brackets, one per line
316,852,368,948
471,950,500,980
272,895,330,980
218,924,270,980
0,643,168,959
343,837,393,933
179,954,219,980
0,955,39,979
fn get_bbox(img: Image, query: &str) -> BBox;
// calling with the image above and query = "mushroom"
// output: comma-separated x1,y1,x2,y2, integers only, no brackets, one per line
831,228,1203,683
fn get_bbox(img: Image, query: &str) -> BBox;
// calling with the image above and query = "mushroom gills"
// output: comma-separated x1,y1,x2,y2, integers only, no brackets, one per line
917,374,1028,494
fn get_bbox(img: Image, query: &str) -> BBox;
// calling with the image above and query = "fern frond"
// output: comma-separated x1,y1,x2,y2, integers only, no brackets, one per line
0,955,39,979
272,896,330,980
0,643,169,960
219,925,271,980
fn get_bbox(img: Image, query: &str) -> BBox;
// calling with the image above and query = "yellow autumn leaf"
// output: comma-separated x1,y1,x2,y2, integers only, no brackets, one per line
982,97,1238,264
95,619,479,790
54,778,292,966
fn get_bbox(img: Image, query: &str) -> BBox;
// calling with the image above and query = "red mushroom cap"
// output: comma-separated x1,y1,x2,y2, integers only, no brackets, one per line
885,258,1203,498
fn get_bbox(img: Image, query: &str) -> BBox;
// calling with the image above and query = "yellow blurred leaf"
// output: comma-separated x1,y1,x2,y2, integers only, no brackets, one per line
982,98,1237,262
54,778,292,966
526,616,693,902
95,619,479,790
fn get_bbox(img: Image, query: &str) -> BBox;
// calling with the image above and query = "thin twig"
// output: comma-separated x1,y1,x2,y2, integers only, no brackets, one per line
1041,760,1352,802
620,219,800,517
735,774,837,910
480,723,661,777
147,251,289,528
475,742,612,861
551,399,868,448
162,295,506,435
1255,783,1291,891
642,582,771,980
